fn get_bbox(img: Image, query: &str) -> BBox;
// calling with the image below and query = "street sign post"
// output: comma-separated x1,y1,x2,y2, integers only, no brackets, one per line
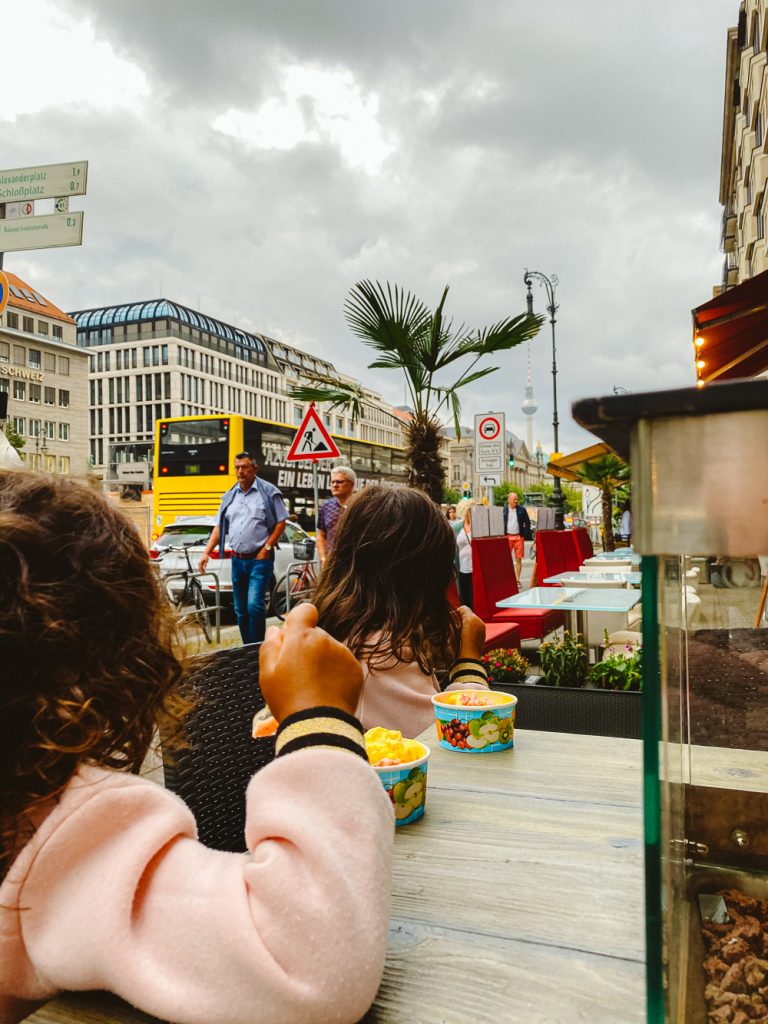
287,404,341,530
474,412,505,505
0,211,84,253
0,161,88,203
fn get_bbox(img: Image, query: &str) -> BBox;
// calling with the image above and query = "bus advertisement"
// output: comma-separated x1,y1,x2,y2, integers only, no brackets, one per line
152,414,408,538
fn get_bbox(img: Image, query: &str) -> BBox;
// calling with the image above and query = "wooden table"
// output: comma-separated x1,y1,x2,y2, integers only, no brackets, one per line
26,729,646,1024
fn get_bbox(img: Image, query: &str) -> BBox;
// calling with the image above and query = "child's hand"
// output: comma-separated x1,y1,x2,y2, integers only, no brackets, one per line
260,603,364,722
457,606,486,661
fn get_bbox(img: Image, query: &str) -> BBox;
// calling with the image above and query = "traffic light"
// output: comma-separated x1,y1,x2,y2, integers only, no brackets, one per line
508,454,515,467
462,481,471,497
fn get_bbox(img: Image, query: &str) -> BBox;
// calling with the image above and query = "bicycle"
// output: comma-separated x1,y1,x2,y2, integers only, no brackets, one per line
273,538,319,620
161,543,213,643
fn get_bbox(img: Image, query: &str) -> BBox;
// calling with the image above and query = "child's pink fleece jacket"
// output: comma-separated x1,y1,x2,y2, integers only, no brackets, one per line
0,746,394,1024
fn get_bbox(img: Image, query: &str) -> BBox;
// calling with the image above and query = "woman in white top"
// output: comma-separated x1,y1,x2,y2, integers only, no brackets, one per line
456,506,474,609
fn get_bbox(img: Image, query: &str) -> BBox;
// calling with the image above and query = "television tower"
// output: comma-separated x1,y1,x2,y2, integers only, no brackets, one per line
520,342,538,455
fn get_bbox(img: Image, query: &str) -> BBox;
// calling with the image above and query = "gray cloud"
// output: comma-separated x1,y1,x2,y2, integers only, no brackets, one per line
5,0,733,452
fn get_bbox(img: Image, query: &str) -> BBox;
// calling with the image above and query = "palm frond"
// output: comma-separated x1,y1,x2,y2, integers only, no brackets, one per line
344,280,432,361
451,367,499,390
288,375,367,421
468,312,545,355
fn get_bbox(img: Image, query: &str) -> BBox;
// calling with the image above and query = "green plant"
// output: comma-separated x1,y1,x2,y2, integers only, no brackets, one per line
571,454,630,551
289,280,543,502
481,648,530,685
443,486,460,505
3,422,24,454
538,631,588,688
589,646,643,692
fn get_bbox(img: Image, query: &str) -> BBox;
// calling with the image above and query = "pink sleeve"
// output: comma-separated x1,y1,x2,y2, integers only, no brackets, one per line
19,754,394,1024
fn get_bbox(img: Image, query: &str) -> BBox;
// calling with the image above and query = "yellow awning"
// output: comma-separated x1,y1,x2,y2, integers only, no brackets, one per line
546,442,614,481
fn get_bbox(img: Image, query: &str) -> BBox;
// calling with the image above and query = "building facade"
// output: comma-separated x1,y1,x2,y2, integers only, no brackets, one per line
71,299,403,483
0,273,88,475
718,1,768,290
442,427,550,497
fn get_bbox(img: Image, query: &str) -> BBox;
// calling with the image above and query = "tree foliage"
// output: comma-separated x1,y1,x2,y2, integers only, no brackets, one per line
290,280,543,502
3,423,25,454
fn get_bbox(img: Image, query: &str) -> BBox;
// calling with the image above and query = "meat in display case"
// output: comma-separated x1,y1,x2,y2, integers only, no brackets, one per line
573,380,768,1024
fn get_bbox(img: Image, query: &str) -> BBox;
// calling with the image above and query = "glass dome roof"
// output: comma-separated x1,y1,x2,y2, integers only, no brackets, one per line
72,299,267,354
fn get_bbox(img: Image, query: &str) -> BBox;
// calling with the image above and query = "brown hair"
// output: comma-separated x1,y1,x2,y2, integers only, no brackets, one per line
313,485,461,673
0,471,185,875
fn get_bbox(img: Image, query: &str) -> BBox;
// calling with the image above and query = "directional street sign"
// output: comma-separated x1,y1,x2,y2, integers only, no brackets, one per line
0,161,88,203
0,211,84,253
474,411,506,475
0,271,9,316
287,405,341,462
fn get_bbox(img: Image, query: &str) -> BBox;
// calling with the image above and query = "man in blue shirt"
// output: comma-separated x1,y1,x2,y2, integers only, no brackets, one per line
199,451,288,644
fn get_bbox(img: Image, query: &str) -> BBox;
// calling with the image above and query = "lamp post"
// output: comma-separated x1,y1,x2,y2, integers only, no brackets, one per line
524,269,564,530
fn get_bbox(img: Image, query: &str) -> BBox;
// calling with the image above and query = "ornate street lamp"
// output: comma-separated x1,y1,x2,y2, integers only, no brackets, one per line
524,269,564,530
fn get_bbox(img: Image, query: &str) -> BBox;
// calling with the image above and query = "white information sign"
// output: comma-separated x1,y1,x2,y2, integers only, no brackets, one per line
0,211,84,253
474,412,506,475
0,161,88,203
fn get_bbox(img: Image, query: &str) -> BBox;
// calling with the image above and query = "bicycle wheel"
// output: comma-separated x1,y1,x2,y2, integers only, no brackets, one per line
190,579,212,643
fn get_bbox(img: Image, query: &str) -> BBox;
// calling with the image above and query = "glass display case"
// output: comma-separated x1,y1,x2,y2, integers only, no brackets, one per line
573,380,768,1024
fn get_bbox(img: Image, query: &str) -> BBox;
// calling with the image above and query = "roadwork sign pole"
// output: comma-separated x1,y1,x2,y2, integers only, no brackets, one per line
312,460,319,536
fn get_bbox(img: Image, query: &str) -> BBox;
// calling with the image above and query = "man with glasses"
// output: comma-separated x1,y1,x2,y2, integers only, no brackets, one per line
316,466,356,564
198,451,288,644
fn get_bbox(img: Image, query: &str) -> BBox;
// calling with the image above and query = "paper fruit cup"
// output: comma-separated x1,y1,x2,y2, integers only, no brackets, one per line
432,690,517,753
373,741,430,826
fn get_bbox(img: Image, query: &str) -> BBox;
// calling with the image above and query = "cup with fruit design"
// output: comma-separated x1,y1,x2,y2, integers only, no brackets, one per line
431,690,517,753
365,728,431,826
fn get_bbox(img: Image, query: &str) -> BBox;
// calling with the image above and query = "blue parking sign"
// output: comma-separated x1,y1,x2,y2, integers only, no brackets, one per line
0,271,8,316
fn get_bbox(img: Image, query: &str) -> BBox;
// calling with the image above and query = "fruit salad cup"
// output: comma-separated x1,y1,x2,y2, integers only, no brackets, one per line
432,690,518,753
365,728,430,826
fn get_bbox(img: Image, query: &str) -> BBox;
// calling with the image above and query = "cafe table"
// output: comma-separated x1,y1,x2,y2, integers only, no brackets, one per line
589,551,642,565
25,728,646,1024
497,584,641,637
543,569,642,586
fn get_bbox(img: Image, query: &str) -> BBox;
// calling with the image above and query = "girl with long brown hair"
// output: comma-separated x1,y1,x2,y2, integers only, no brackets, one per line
313,485,489,736
0,471,393,1024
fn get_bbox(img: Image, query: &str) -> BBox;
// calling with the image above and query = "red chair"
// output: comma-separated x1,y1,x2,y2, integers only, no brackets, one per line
572,527,594,562
472,537,564,641
535,530,582,585
446,580,521,652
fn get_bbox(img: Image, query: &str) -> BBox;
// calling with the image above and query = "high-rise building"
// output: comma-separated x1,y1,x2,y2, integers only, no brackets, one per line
718,1,768,290
0,273,88,474
71,298,403,482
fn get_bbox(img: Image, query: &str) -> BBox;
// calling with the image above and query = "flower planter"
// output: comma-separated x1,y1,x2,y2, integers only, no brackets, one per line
492,677,642,740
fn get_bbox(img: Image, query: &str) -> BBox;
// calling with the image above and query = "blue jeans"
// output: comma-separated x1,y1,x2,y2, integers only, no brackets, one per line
231,556,272,645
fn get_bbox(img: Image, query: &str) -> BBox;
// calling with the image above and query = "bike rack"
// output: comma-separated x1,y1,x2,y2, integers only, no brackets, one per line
160,568,222,644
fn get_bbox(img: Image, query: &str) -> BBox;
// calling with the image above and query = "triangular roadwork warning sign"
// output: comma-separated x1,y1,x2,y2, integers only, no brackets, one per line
286,404,341,462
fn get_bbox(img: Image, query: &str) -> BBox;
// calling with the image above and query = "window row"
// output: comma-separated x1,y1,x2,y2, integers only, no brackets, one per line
0,342,70,374
10,417,71,440
0,379,70,406
17,452,70,473
89,373,171,406
3,312,64,339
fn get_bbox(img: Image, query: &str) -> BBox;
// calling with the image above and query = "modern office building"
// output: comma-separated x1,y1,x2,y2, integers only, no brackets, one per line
0,273,88,475
70,298,403,482
718,0,768,290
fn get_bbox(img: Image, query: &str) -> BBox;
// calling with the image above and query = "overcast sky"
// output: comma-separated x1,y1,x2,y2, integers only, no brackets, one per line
1,0,732,452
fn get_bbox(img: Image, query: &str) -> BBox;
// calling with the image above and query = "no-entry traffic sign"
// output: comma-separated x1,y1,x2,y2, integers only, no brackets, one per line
474,411,506,475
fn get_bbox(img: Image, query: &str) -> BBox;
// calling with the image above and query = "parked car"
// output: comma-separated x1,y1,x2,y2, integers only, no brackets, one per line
150,515,316,615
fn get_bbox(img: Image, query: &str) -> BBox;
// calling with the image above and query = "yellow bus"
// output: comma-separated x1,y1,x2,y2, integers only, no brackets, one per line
151,413,408,539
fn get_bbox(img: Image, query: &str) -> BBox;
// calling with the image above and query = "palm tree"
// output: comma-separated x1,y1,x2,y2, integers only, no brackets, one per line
289,280,543,502
574,454,630,552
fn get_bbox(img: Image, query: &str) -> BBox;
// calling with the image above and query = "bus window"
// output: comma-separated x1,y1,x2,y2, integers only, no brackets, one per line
370,447,392,475
349,442,372,473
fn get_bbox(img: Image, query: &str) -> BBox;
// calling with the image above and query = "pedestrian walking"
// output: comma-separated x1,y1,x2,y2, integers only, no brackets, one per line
198,451,288,644
316,465,356,563
502,492,532,585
